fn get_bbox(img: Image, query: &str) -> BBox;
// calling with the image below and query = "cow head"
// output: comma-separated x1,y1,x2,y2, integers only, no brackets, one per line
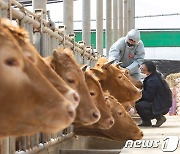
49,47,101,125
83,69,114,129
117,66,143,89
91,58,142,103
102,93,143,141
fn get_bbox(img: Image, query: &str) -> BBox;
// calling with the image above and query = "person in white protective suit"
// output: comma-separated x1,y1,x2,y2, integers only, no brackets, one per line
108,29,145,81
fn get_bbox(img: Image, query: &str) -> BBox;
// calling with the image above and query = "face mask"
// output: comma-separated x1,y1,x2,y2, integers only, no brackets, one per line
127,41,135,47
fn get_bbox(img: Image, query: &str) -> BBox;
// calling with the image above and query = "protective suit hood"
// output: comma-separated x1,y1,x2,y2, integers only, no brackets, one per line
126,29,140,44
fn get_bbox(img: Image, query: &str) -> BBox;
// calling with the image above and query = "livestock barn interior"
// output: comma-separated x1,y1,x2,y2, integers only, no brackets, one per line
0,0,180,154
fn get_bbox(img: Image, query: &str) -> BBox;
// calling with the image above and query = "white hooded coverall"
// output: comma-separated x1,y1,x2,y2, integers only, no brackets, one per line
108,29,145,81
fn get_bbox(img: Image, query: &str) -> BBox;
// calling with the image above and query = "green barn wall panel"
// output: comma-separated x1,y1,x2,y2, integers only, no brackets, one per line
75,31,180,48
141,31,180,47
75,32,106,49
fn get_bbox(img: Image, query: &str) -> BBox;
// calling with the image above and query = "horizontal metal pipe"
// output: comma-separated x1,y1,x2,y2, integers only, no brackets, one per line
0,0,98,61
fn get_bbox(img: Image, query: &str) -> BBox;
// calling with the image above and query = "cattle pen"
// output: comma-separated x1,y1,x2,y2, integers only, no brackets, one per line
0,0,180,154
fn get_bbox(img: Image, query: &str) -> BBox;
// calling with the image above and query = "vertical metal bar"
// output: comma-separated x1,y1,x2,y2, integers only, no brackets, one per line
26,136,31,151
8,0,12,20
42,33,47,57
29,22,33,44
33,1,46,55
35,133,40,148
9,137,15,154
34,32,41,54
63,0,73,34
32,0,47,19
47,34,52,56
74,50,78,61
30,135,36,150
56,38,59,49
127,0,131,31
82,0,90,46
47,34,50,56
123,0,128,35
20,136,27,152
118,0,123,37
113,0,118,42
1,138,9,154
106,0,112,57
53,37,56,50
48,34,51,56
131,0,135,29
26,22,30,35
51,36,54,53
55,38,57,49
96,0,103,55
41,33,45,57
77,51,81,64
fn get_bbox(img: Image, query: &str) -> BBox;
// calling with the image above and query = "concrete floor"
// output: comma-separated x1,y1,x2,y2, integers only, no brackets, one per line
121,115,180,154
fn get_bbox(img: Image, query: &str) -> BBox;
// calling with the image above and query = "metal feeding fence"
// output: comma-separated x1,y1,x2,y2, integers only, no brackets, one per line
0,0,100,153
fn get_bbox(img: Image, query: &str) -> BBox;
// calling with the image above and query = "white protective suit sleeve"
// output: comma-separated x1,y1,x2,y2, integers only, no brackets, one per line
108,37,126,63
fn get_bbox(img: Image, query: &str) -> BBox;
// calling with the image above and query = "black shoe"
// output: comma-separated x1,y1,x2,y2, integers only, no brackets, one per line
138,121,152,127
153,115,166,127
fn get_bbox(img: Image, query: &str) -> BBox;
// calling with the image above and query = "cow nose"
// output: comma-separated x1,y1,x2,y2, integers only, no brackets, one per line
67,105,76,119
92,111,101,120
109,118,114,126
66,90,80,108
73,92,79,102
141,131,144,137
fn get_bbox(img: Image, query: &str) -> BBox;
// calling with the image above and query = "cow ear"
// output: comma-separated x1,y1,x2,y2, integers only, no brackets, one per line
90,68,104,79
102,59,116,69
81,64,88,72
53,49,59,59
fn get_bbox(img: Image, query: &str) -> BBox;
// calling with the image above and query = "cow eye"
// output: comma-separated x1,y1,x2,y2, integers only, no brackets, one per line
90,91,95,96
67,79,75,84
5,58,19,66
125,71,129,75
118,74,122,79
117,111,122,116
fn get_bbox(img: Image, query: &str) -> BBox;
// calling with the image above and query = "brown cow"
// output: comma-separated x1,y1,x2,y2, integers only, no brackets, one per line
95,57,143,89
1,18,80,109
83,68,114,129
0,26,75,137
91,58,142,103
44,48,101,125
74,92,143,141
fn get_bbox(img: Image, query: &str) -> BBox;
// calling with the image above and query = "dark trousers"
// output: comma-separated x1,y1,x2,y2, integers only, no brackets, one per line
135,101,155,121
